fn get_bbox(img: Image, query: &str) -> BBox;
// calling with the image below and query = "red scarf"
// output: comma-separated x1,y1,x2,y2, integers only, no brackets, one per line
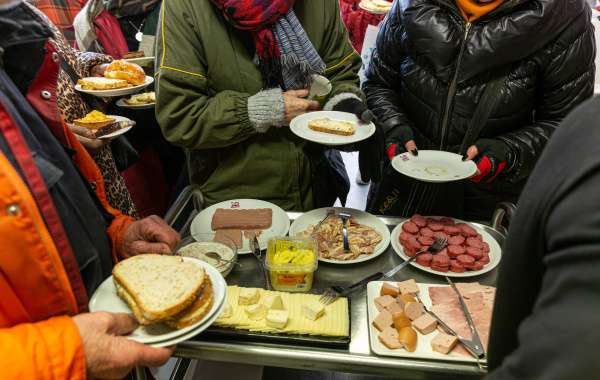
211,0,295,87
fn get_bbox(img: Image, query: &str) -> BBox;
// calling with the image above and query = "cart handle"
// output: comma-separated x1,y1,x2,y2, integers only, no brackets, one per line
491,202,516,236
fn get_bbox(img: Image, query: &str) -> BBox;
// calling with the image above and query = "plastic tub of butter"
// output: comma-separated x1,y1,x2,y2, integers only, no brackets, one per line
265,237,318,292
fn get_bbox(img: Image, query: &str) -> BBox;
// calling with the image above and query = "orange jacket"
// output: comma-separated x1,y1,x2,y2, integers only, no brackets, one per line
0,47,134,379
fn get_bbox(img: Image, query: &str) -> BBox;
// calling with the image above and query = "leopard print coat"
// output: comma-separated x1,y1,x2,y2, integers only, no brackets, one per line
27,3,138,218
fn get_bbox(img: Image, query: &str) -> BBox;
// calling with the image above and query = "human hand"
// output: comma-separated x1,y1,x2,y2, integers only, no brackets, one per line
283,89,320,124
463,138,511,183
91,63,110,77
332,97,375,123
385,123,418,159
73,312,173,379
120,215,180,259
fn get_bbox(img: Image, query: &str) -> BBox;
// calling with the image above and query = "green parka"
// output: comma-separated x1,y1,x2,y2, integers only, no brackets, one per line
155,0,362,211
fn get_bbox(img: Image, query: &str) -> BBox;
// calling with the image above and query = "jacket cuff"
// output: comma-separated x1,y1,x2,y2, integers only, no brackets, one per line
108,214,135,262
323,92,362,111
247,88,285,133
77,51,112,77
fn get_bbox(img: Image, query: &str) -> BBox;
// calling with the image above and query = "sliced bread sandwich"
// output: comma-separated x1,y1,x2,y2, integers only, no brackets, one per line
308,118,356,136
113,254,206,324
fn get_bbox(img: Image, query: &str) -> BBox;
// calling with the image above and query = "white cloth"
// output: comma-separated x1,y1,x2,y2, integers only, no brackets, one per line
73,0,104,52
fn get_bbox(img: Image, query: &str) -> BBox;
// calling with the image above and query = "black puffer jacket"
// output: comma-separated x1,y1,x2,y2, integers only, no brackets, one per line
364,0,595,219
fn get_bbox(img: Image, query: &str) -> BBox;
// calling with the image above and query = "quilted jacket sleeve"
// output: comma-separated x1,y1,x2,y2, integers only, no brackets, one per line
362,3,420,144
0,317,86,380
498,8,595,182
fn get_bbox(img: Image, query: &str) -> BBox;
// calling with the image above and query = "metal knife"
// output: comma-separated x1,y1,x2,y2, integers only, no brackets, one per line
250,236,271,290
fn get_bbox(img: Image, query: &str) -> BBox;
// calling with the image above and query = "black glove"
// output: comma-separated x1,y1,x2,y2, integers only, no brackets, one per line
333,97,383,182
385,122,417,159
464,138,513,183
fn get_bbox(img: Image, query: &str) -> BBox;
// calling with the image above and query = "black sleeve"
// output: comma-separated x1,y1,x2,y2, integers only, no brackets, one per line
498,9,595,182
362,3,417,143
486,170,600,379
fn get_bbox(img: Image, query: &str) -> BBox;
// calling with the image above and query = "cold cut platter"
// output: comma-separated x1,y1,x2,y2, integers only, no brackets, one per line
390,215,501,278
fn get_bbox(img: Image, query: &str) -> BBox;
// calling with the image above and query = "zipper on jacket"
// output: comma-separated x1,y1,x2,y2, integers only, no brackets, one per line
439,22,472,150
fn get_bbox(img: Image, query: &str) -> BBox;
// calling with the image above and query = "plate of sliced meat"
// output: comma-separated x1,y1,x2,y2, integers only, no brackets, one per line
367,280,494,363
289,207,390,264
390,215,501,277
190,199,290,254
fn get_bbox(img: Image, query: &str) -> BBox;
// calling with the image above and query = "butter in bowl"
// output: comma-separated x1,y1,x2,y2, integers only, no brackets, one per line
266,237,318,293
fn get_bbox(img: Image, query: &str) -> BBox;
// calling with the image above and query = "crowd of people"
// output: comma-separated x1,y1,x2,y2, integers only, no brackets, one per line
0,0,598,379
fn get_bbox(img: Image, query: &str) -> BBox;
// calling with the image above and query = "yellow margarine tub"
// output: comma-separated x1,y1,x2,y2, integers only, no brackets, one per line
266,237,318,292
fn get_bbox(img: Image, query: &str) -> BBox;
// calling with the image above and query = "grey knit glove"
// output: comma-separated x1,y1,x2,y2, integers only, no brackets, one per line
247,88,285,133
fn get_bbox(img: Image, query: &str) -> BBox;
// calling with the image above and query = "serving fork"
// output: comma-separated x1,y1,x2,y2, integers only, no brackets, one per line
319,237,448,305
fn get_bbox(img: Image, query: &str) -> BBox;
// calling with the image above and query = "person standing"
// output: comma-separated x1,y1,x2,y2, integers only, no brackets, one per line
364,0,594,219
155,0,383,211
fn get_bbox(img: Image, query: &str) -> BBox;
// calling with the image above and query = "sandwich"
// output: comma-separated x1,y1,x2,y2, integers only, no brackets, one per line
124,91,155,105
71,110,128,138
308,118,356,136
73,110,115,129
77,77,130,90
113,254,214,328
105,60,146,86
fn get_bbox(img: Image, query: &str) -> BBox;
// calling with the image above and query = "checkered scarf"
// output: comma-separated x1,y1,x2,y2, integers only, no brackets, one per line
211,0,324,89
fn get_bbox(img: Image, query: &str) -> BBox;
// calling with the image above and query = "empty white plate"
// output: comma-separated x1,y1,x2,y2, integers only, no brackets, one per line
391,150,477,183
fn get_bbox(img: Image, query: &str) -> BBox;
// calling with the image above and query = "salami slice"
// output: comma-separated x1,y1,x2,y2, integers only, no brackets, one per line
416,253,433,267
433,231,449,240
437,248,449,257
420,227,435,238
466,247,483,259
440,217,455,225
418,236,435,246
456,254,475,265
464,261,484,271
404,237,421,257
466,237,484,249
447,245,466,258
399,231,416,244
430,264,450,272
429,223,445,232
448,235,466,246
443,225,461,235
481,241,490,253
450,260,466,273
479,254,490,264
411,214,428,228
432,254,450,268
402,221,420,234
458,223,478,237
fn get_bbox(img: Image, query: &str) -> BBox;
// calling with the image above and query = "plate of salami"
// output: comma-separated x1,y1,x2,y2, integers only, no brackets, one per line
390,215,501,278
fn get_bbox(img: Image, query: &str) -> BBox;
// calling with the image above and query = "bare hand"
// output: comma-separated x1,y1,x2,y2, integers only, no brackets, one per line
91,63,110,77
283,89,320,124
120,215,180,258
463,145,479,161
405,140,418,156
73,312,173,379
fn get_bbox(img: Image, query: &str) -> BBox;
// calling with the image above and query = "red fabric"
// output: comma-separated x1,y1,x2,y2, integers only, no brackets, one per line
23,44,89,312
339,0,384,52
29,0,82,44
470,156,507,183
122,148,169,218
210,0,295,61
386,143,398,160
94,10,129,59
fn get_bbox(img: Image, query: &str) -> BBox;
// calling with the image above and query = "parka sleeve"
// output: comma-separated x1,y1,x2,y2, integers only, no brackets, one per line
497,11,595,183
0,317,86,380
155,0,258,150
319,0,363,100
361,3,422,143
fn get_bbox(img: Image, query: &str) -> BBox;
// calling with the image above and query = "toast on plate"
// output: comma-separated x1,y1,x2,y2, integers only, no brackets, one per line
77,77,130,90
308,118,356,136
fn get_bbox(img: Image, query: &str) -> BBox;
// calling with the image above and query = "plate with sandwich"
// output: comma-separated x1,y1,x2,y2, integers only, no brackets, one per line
358,0,393,14
70,111,135,139
116,91,156,109
89,254,227,347
76,59,154,97
290,111,376,146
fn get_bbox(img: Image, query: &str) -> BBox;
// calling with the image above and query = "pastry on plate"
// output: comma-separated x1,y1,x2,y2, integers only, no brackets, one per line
124,91,156,105
73,110,115,129
104,59,146,85
77,77,130,91
308,118,356,136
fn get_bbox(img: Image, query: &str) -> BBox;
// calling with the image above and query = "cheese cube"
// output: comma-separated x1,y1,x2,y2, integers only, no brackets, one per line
245,303,267,321
239,288,260,306
372,309,393,332
302,300,325,321
374,295,396,312
263,294,284,310
412,313,437,335
266,309,289,329
431,332,458,355
397,279,419,295
220,303,233,319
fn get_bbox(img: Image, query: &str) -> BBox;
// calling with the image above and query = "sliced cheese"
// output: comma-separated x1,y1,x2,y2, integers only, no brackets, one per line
245,303,267,321
302,299,325,321
220,303,233,319
266,309,289,329
264,294,284,310
239,288,260,305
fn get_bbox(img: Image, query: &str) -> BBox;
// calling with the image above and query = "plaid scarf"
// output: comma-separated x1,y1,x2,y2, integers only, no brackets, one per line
211,0,324,89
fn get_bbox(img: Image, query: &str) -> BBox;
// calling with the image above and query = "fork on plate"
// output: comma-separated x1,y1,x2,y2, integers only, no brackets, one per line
318,237,448,305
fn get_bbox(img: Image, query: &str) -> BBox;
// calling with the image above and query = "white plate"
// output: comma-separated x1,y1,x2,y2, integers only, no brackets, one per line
391,150,477,183
97,115,135,139
288,207,391,264
290,111,376,146
367,281,485,363
190,199,291,254
390,218,501,278
358,1,391,14
125,56,155,66
89,257,227,346
116,97,155,109
75,76,154,97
